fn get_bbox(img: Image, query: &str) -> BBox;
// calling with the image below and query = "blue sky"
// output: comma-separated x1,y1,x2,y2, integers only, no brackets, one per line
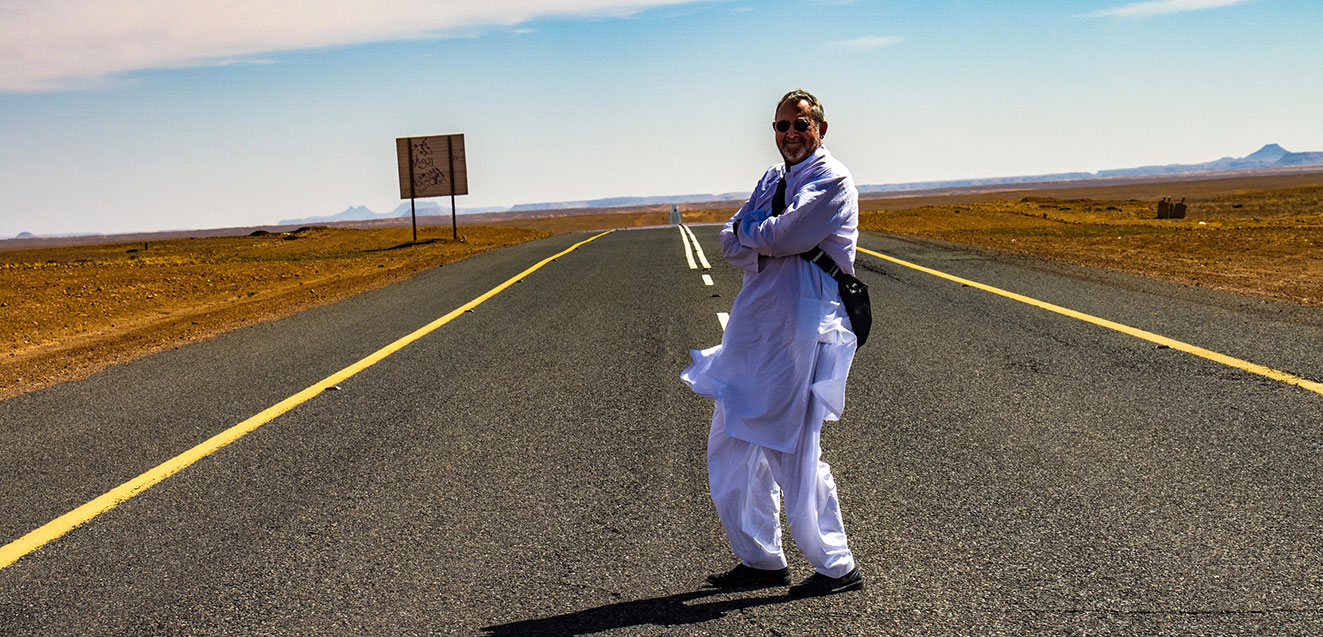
2,0,1320,236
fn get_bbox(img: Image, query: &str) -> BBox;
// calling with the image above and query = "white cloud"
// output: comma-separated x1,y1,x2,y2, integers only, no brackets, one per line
0,0,703,93
1089,0,1252,18
825,35,903,51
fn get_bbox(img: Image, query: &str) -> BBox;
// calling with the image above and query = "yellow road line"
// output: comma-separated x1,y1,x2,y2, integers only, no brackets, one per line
0,230,615,571
858,246,1323,397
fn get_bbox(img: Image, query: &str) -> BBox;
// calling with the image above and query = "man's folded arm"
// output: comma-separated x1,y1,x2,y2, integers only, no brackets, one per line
736,172,852,257
721,199,763,272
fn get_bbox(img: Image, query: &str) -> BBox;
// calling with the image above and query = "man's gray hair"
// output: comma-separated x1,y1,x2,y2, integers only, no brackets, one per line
777,89,825,122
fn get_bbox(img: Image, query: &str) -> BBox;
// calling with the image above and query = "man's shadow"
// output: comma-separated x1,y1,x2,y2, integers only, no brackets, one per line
482,588,795,636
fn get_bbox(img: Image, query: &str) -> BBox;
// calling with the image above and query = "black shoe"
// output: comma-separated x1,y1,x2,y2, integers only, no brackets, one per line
788,566,864,597
705,563,792,589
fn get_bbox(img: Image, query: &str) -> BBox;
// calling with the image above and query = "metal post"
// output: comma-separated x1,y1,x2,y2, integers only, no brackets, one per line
406,138,418,243
447,136,458,240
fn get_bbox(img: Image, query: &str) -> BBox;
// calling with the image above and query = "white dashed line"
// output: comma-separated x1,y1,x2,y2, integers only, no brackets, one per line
679,225,726,331
678,225,697,269
681,225,711,270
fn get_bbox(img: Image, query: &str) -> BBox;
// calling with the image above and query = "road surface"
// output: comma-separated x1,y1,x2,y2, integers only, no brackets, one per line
2,225,1322,635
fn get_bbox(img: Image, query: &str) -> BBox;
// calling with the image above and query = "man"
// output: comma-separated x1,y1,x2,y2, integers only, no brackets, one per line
682,89,862,597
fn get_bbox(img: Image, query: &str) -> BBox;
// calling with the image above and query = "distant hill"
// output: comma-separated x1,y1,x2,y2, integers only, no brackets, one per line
1094,143,1323,178
1244,143,1289,162
280,201,449,226
1277,151,1323,166
280,144,1323,226
858,144,1323,195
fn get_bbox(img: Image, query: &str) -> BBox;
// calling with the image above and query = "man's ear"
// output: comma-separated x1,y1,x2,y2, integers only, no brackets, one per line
819,120,829,138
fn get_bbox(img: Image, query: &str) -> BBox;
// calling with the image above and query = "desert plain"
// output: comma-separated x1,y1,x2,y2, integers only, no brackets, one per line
2,170,1321,401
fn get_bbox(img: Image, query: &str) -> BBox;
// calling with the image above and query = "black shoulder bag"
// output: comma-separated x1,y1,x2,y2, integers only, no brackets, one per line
801,247,871,347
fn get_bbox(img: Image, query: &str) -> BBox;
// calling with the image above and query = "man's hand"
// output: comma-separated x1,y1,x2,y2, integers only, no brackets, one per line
737,208,773,238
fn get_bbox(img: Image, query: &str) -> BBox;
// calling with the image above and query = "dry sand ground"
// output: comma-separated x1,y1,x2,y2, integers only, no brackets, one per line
0,226,547,400
854,173,1323,308
2,171,1320,401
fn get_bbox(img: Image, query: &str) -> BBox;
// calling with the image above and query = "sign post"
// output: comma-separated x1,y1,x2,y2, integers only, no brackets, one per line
396,133,468,241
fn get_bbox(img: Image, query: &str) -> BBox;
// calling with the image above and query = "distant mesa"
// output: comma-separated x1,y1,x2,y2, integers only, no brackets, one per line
279,201,449,226
1091,144,1322,179
1277,151,1323,166
14,232,34,239
1244,143,1288,162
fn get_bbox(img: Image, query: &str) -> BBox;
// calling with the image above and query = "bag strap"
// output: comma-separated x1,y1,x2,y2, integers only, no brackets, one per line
800,246,846,282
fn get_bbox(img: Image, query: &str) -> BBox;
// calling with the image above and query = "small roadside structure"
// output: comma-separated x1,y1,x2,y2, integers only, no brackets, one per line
1157,197,1188,219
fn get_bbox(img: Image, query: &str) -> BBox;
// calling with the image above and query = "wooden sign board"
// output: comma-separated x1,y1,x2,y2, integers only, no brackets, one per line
397,134,467,199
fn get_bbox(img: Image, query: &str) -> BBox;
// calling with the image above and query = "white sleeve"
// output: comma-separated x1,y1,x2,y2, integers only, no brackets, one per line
735,170,852,257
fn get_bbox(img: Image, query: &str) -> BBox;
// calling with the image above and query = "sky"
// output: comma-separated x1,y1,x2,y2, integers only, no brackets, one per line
1,0,1321,237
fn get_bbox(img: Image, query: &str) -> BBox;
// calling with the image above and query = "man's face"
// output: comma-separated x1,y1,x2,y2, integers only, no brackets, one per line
774,99,827,166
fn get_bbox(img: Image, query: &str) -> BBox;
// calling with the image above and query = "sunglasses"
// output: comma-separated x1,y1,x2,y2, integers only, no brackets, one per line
773,119,813,133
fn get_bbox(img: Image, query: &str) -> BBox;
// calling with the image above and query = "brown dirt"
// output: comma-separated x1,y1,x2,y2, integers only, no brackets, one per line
857,181,1323,308
0,225,547,401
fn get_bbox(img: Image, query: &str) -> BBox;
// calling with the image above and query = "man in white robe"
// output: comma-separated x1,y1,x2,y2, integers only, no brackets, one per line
682,89,863,597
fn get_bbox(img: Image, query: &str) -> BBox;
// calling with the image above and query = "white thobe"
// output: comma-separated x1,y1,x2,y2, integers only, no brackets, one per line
682,146,859,454
682,146,860,577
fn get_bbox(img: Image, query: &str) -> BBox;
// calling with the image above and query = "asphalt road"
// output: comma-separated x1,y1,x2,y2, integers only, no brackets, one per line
2,225,1322,635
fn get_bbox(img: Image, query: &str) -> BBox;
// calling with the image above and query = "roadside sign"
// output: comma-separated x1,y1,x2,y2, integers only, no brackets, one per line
396,134,467,198
395,133,467,240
